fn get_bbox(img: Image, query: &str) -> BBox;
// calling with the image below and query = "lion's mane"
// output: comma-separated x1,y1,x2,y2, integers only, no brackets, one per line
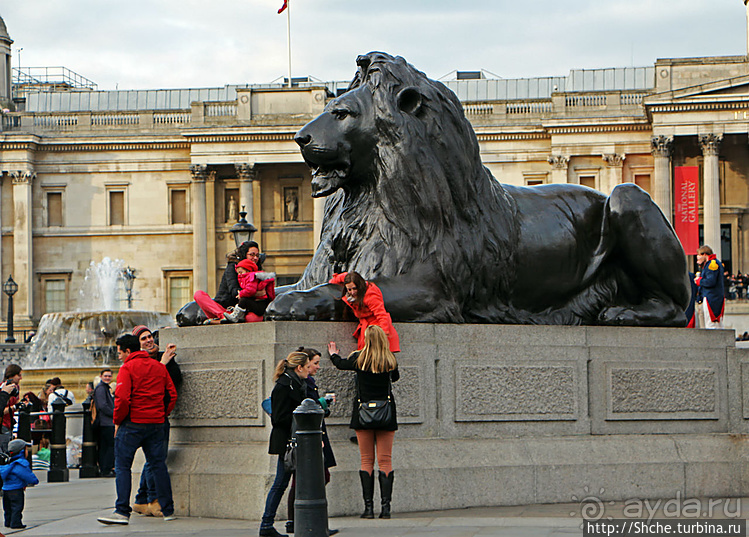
301,53,521,321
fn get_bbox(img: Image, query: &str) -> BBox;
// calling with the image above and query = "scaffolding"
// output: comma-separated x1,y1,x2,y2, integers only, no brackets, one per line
12,66,97,97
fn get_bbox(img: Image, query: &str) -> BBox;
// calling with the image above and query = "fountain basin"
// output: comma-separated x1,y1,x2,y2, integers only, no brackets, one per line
23,310,175,369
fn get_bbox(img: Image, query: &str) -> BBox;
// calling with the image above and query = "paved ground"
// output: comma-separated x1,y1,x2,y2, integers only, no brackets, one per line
6,472,748,537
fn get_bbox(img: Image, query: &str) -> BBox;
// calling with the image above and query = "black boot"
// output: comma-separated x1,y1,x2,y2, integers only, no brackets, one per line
359,470,375,519
378,470,394,519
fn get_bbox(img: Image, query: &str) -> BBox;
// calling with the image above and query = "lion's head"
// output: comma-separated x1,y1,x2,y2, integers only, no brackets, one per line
292,52,518,306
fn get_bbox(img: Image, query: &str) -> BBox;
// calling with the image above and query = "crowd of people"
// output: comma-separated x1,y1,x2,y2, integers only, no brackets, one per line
724,271,749,300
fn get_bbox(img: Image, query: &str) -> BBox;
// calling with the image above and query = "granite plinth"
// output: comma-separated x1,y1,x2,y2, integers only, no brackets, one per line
158,322,748,519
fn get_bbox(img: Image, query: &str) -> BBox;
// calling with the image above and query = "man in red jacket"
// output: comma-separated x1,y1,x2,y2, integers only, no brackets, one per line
97,334,177,525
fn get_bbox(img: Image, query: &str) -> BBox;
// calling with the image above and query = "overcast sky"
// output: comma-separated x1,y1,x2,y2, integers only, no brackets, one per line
2,0,747,90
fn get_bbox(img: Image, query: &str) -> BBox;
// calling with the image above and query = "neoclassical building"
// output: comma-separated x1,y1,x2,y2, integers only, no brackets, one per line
3,13,749,332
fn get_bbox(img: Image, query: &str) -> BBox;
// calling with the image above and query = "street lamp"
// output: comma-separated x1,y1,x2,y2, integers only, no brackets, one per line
122,267,136,309
229,205,257,247
3,275,18,344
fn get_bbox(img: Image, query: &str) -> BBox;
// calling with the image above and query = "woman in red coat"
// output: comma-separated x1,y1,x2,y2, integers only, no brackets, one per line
329,272,400,353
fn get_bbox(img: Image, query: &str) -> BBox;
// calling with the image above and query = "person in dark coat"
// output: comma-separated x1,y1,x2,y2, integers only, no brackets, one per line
695,244,725,328
328,325,399,520
214,241,264,308
260,351,312,537
194,241,267,322
93,368,116,477
131,325,183,517
285,347,338,536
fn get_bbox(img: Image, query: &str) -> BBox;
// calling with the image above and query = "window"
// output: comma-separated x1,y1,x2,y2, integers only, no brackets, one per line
167,274,192,317
634,174,651,194
109,191,125,226
47,192,63,227
43,278,67,313
171,189,188,224
579,175,596,189
523,173,548,186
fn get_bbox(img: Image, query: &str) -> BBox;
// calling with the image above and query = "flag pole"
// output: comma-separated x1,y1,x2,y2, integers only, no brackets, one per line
286,0,292,88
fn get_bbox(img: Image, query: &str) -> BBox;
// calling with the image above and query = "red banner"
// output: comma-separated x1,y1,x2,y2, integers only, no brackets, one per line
674,166,699,255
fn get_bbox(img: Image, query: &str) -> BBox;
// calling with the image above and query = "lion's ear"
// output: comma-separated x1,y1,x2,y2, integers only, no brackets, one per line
397,87,423,116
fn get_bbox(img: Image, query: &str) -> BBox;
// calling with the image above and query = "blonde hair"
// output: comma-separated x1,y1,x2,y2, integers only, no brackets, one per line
355,325,397,374
273,351,310,381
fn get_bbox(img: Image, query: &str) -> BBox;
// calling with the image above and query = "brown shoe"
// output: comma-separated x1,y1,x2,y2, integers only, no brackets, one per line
148,500,163,517
132,503,150,516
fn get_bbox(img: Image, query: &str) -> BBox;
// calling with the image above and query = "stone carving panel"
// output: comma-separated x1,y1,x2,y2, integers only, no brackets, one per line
607,366,717,420
455,364,577,421
315,365,422,424
171,368,260,421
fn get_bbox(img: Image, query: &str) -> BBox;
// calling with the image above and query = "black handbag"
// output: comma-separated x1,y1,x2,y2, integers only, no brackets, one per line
356,373,393,429
283,437,297,472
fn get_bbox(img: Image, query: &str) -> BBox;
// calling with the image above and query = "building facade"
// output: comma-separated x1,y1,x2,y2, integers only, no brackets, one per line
2,15,749,331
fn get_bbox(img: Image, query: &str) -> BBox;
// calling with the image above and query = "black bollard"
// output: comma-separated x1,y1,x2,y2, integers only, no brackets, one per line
79,400,98,478
16,404,32,466
48,399,69,482
293,398,327,537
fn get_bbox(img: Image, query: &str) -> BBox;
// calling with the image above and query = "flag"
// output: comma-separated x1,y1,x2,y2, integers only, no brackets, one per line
278,0,288,13
674,166,699,255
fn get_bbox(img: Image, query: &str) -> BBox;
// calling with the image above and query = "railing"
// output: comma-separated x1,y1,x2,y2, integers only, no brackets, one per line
506,101,553,115
621,92,647,106
0,91,650,133
463,103,494,116
92,113,139,126
565,94,607,107
205,101,238,117
34,114,79,128
154,112,189,125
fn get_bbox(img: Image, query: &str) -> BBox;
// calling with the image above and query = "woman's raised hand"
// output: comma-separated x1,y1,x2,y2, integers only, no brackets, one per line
327,341,339,356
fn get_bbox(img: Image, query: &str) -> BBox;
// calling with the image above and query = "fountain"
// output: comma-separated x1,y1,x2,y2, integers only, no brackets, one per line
23,258,174,369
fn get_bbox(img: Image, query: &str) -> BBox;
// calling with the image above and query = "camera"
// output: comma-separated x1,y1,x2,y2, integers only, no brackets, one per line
16,401,32,412
324,393,336,405
6,382,18,398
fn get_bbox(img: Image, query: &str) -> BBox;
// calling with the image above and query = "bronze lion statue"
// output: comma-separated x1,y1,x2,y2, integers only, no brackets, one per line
266,52,691,326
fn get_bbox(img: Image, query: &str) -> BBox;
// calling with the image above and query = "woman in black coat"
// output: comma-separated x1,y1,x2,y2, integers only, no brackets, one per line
328,325,399,520
285,348,338,535
260,351,311,537
213,241,264,308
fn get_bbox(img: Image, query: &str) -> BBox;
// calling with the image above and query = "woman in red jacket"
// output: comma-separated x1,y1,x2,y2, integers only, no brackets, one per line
329,272,399,353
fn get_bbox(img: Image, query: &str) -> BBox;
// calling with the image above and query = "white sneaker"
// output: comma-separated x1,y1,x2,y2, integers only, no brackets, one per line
98,512,129,525
164,514,177,521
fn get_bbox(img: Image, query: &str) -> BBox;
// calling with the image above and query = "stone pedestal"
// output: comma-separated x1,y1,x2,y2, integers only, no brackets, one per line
161,322,749,520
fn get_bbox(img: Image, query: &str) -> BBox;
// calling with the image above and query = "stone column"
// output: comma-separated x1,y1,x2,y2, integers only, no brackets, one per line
699,134,723,254
205,170,217,295
11,171,35,323
602,154,625,195
651,135,674,223
234,163,256,226
189,164,209,293
547,155,570,184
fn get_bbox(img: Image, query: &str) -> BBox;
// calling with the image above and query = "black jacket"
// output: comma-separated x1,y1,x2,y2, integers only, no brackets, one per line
213,262,241,308
268,371,307,455
155,350,183,392
305,377,336,468
93,381,115,427
330,352,399,431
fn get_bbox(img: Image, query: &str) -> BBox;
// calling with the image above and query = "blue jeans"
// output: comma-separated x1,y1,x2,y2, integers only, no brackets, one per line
261,455,293,530
3,489,24,528
114,422,174,517
134,419,170,504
